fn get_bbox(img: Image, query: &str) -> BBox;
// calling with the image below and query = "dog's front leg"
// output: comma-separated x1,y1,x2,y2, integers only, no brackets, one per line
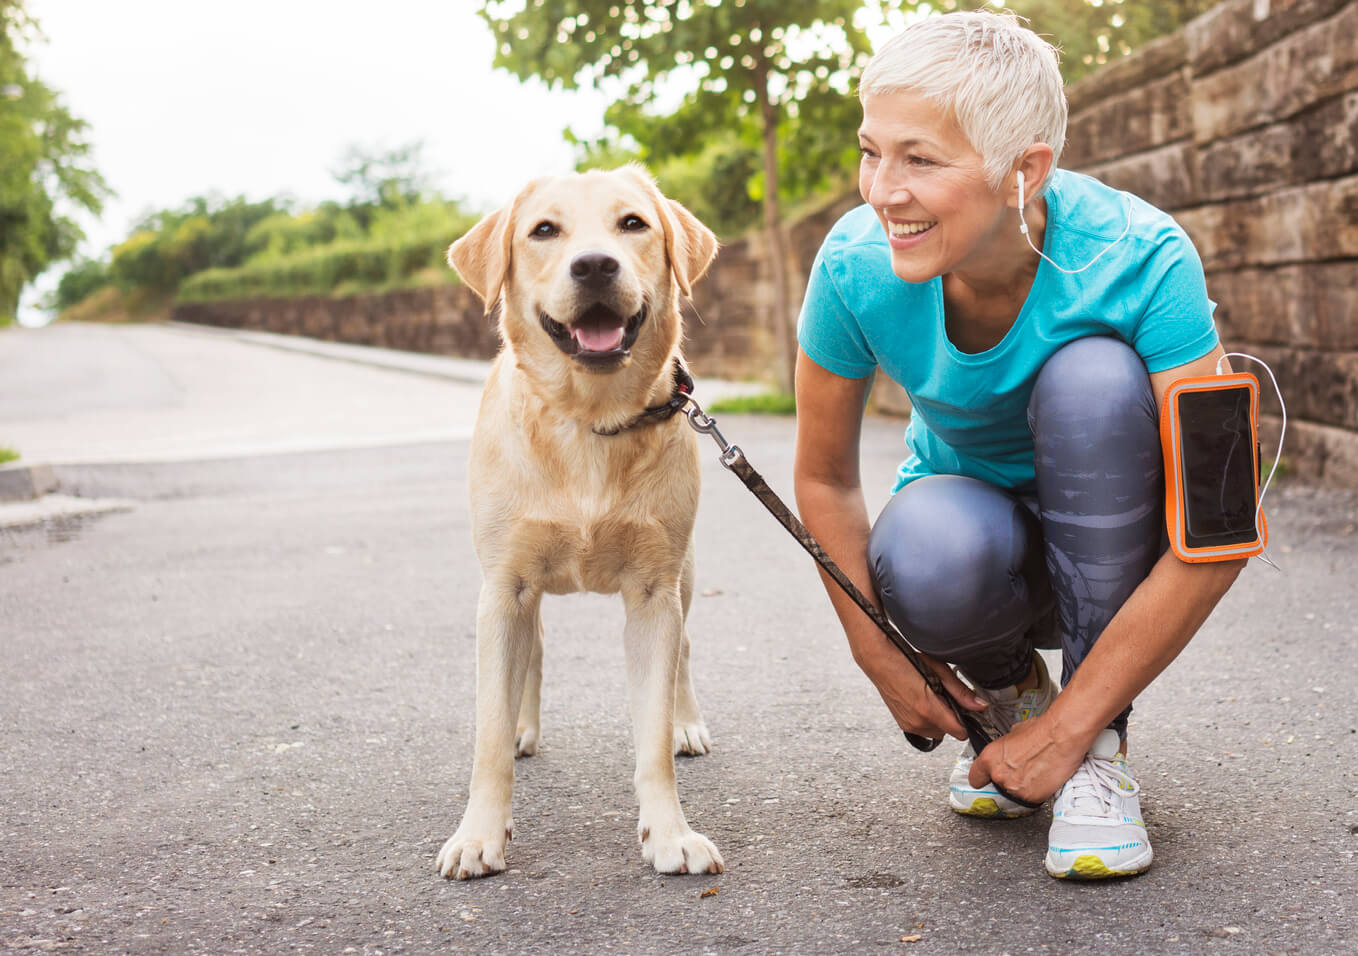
515,619,543,757
673,545,712,756
623,580,724,876
437,581,540,880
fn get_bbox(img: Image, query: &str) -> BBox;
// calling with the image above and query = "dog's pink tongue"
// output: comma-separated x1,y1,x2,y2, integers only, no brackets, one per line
573,324,624,352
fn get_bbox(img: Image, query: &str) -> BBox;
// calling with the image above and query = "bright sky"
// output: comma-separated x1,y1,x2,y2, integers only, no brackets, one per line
19,0,612,322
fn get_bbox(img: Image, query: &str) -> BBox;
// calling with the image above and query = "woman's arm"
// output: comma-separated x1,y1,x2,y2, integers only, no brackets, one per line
970,345,1247,800
793,348,986,740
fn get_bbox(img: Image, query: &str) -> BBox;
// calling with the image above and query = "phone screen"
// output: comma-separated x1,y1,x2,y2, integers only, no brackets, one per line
1178,385,1259,549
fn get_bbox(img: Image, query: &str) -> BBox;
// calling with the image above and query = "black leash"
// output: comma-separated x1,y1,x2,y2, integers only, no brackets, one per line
676,389,1040,810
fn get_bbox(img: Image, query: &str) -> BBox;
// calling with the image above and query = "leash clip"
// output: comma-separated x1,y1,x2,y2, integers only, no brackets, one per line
683,399,743,470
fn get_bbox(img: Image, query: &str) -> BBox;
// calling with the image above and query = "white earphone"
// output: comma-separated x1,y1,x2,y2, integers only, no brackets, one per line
1017,169,1132,276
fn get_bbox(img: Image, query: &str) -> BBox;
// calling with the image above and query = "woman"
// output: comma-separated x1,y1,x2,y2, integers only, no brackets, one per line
793,10,1244,880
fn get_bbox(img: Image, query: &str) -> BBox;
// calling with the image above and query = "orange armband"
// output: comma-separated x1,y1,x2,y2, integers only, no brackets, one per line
1161,373,1267,563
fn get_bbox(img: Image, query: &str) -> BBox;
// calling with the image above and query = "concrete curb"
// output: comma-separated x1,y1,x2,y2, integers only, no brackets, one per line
0,462,57,502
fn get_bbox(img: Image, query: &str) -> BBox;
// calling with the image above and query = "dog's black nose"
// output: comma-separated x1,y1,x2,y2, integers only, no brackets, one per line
570,252,620,288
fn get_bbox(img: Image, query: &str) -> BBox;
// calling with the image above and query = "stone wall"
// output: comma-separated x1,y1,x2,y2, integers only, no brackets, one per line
173,285,503,360
171,0,1358,484
1062,0,1358,485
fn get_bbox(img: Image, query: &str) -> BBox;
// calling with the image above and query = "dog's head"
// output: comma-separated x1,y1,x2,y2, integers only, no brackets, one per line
448,165,716,377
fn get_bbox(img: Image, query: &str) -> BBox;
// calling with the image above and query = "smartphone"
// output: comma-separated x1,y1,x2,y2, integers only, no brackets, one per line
1161,373,1267,562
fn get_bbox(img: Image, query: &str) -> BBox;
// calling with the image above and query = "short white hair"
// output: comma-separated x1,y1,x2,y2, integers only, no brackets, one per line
859,10,1067,191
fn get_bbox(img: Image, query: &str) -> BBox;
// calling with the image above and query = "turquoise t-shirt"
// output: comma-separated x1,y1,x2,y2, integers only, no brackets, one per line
797,169,1219,494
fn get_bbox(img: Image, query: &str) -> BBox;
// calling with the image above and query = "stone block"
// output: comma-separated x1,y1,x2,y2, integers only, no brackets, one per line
1176,174,1358,269
1065,69,1192,167
1199,90,1358,201
1210,262,1358,350
1266,416,1358,488
1232,344,1358,431
1068,31,1188,114
1186,0,1352,75
1191,2,1358,144
1077,142,1200,211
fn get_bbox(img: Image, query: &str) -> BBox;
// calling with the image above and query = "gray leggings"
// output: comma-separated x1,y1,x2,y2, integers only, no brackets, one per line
867,337,1163,736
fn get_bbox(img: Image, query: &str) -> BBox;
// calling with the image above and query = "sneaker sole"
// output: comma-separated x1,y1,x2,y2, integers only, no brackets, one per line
949,790,1039,819
1045,849,1153,880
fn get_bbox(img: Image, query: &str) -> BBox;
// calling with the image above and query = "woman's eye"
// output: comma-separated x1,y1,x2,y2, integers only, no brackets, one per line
908,155,936,167
620,214,648,232
531,221,558,238
858,145,878,159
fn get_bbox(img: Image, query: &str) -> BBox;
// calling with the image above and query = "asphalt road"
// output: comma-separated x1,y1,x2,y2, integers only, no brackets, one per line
1,322,1355,955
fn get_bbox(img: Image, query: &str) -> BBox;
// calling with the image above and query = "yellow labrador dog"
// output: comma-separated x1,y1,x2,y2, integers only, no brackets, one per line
437,166,722,880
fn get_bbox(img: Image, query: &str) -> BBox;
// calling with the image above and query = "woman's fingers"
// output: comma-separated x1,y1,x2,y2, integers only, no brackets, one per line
926,656,987,712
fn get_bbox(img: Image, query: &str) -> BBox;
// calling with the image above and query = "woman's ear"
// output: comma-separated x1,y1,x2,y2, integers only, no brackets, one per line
1012,144,1056,208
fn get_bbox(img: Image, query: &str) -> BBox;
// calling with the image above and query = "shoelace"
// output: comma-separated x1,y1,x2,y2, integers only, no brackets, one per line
1058,753,1140,816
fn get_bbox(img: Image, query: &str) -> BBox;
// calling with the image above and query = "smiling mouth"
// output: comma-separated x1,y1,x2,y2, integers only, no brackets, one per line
539,302,648,370
888,220,937,238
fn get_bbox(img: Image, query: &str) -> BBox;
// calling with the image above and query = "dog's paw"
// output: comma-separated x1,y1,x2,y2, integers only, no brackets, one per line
435,818,513,880
515,725,539,757
672,720,712,757
639,823,724,876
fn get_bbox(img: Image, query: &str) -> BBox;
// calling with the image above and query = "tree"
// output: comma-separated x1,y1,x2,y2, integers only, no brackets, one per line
108,195,286,293
478,0,880,389
0,0,109,324
331,141,437,228
1005,0,1219,83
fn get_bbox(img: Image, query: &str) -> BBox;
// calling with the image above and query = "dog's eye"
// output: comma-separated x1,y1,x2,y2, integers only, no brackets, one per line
530,221,558,239
619,214,648,232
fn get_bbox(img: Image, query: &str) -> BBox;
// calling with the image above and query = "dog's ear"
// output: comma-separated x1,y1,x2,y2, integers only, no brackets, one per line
661,197,718,299
448,205,512,312
620,163,718,299
450,180,548,312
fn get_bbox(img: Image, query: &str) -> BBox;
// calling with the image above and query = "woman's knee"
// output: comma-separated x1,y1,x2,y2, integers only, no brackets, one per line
1029,336,1156,433
868,476,1036,653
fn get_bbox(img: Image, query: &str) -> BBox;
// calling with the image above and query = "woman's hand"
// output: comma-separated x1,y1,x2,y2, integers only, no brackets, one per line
793,348,989,742
967,710,1093,805
859,644,988,742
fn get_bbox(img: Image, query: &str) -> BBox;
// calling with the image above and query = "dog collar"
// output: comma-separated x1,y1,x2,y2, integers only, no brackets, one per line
592,358,695,437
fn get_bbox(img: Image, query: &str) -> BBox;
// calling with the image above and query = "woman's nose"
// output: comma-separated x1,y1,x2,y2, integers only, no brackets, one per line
865,165,910,208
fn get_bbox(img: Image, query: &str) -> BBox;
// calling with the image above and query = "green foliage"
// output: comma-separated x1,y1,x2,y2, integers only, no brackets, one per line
484,0,1220,237
55,139,476,311
332,142,433,208
243,204,364,262
1005,0,1219,83
50,256,111,310
106,195,288,293
483,0,875,237
707,391,797,415
0,444,19,464
177,199,475,302
0,0,109,323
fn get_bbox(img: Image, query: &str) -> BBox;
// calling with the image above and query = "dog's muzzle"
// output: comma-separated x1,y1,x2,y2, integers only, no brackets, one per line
539,302,647,372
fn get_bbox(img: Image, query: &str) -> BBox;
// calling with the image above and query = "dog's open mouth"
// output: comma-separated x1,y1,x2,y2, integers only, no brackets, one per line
540,302,647,370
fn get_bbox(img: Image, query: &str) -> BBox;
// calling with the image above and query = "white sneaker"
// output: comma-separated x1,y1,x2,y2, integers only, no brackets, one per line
948,653,1055,819
1045,729,1152,879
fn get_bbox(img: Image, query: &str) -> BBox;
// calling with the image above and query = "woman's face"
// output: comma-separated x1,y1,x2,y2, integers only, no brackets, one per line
858,90,1011,284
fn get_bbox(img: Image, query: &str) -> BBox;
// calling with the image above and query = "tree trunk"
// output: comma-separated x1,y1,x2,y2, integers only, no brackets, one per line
754,61,798,393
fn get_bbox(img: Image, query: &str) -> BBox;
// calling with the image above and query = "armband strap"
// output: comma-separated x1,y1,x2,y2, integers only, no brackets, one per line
1160,373,1267,563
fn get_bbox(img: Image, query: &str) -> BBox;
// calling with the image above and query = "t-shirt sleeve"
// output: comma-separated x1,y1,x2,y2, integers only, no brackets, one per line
796,251,878,380
1129,229,1220,374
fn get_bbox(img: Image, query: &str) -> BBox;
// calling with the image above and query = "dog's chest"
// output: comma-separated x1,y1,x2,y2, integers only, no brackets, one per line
500,503,686,596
